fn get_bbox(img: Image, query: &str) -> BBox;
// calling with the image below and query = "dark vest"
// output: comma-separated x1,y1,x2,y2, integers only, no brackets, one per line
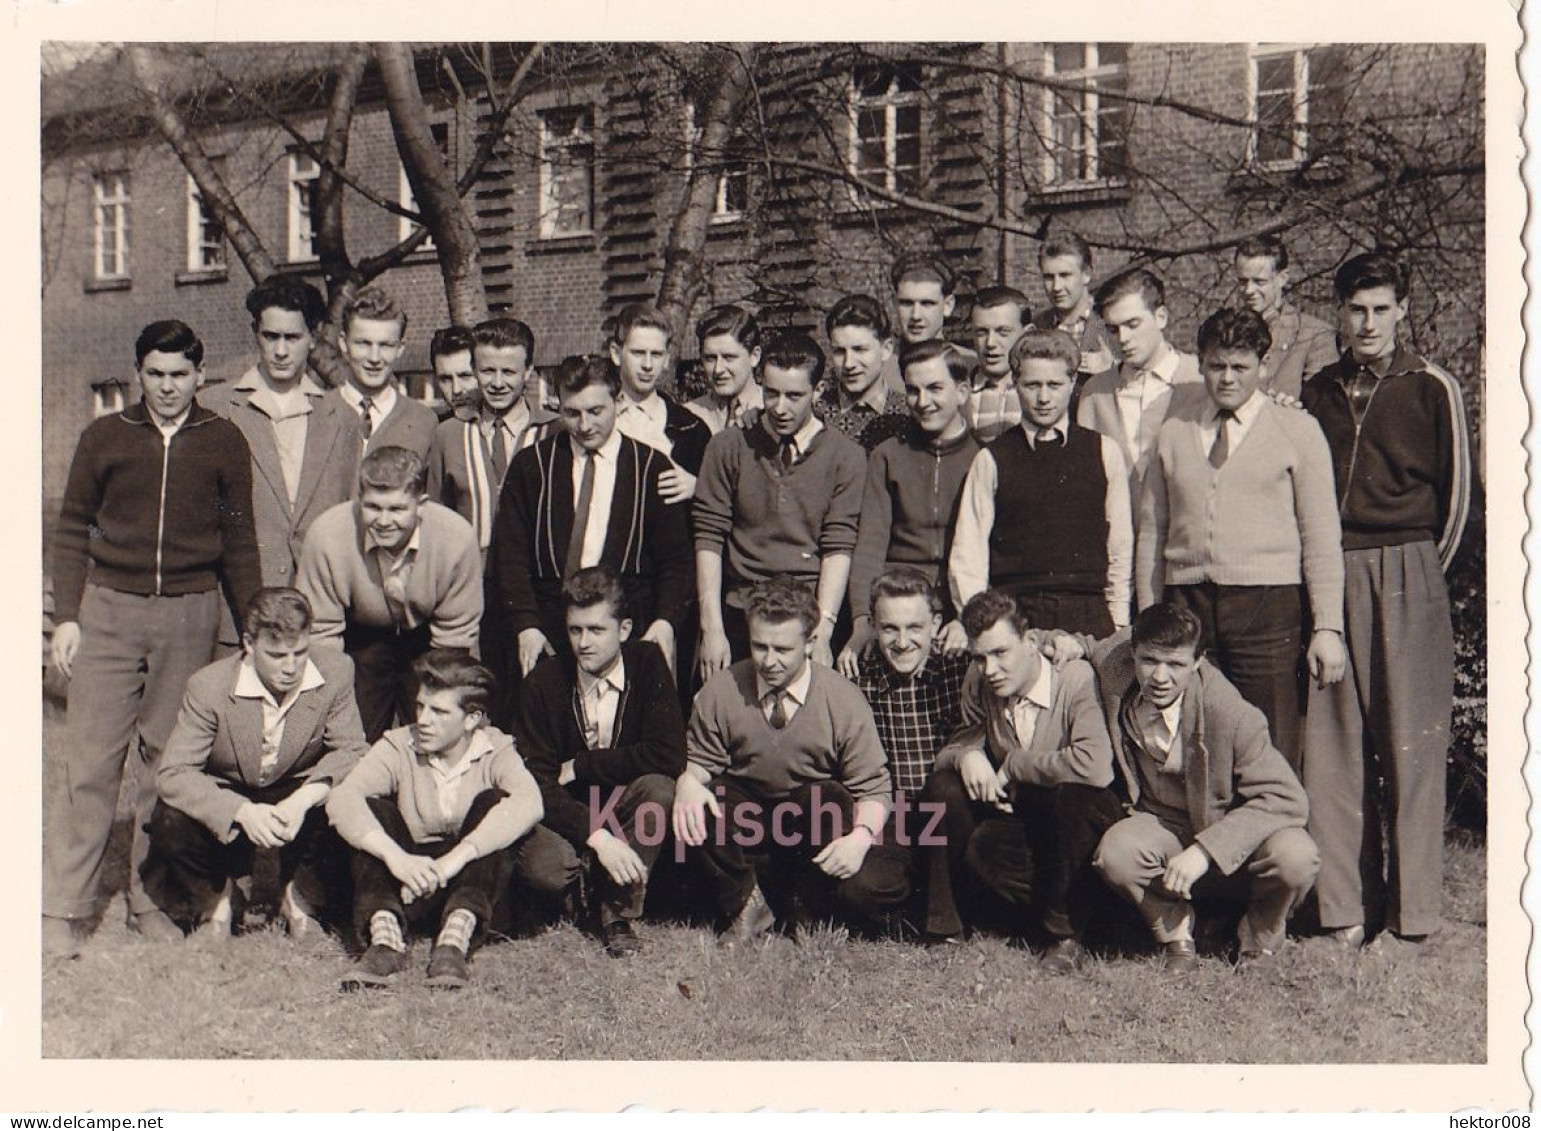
987,426,1108,594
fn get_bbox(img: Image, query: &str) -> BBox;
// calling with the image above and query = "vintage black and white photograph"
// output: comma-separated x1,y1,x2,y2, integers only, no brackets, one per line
17,0,1529,1111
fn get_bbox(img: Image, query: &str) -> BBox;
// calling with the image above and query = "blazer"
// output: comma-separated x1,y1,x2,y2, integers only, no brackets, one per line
426,406,558,549
156,649,369,843
1262,303,1339,400
321,387,439,464
1076,354,1206,504
1089,632,1308,876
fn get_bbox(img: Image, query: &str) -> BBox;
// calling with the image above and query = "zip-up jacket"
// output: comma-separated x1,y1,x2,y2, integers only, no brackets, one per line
1301,346,1475,570
52,401,262,630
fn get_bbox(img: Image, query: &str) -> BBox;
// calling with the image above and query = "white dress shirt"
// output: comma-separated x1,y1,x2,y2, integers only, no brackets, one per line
339,381,398,435
425,729,496,824
1114,343,1182,470
615,393,673,456
571,428,623,569
232,656,327,782
1197,389,1265,459
756,661,813,725
1005,658,1055,751
577,653,627,749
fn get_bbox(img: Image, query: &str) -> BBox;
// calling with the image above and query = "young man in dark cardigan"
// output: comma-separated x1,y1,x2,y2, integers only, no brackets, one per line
516,565,685,957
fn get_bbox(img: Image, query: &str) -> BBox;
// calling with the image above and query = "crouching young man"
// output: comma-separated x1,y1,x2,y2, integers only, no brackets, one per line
517,565,685,958
1091,603,1320,972
671,577,909,943
142,588,368,938
922,589,1125,969
327,650,545,990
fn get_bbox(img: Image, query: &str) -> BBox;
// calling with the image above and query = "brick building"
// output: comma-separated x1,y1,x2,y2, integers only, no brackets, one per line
41,40,1484,526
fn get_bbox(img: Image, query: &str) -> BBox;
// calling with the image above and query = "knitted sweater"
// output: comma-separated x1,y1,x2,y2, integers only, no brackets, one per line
296,499,482,651
1136,395,1345,632
687,661,893,803
52,402,261,627
692,423,866,585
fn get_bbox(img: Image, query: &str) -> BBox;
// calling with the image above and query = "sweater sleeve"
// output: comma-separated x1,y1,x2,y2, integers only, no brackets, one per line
818,440,866,557
847,445,894,625
295,509,349,646
492,452,542,635
427,518,484,652
463,746,545,858
572,645,687,787
933,665,989,774
324,739,405,849
1289,416,1346,634
1101,436,1134,629
216,424,263,635
52,424,106,623
692,430,738,554
1001,661,1115,788
685,673,733,779
425,427,451,508
1429,366,1476,572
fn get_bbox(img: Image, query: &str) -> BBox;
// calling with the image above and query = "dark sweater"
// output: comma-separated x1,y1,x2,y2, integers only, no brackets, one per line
987,425,1109,594
661,396,712,476
1301,346,1476,569
53,401,261,628
516,640,686,847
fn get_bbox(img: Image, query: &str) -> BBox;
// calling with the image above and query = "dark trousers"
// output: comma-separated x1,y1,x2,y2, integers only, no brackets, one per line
921,768,1125,939
344,622,433,743
1005,587,1116,639
564,773,676,926
140,783,345,925
1169,583,1304,774
350,789,519,946
691,778,910,931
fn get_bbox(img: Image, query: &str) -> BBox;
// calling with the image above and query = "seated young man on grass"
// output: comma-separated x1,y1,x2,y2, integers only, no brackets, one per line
516,565,685,959
1090,603,1320,972
327,650,550,990
671,577,909,944
143,587,368,939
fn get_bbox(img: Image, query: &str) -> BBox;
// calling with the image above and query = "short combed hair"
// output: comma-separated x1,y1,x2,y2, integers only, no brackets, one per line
1009,329,1080,379
972,285,1031,324
1334,251,1409,303
135,320,204,367
760,331,826,385
695,304,762,352
342,285,408,336
744,576,820,637
1131,602,1203,656
825,293,893,340
1196,308,1273,361
613,303,673,347
1095,268,1166,316
430,326,475,366
899,338,974,383
414,648,496,717
472,317,536,359
556,354,620,399
890,251,957,295
1235,235,1289,272
358,445,427,495
245,276,327,332
244,587,312,641
562,563,630,622
869,567,943,621
960,588,1028,639
1040,231,1093,271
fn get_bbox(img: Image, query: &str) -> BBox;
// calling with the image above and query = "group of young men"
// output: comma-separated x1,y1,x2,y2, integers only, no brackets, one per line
43,231,1476,990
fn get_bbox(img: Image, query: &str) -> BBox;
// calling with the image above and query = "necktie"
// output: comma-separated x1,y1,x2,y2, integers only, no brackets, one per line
380,552,409,627
489,419,509,484
778,436,797,472
1208,409,1235,469
767,691,789,729
565,453,596,575
359,396,375,440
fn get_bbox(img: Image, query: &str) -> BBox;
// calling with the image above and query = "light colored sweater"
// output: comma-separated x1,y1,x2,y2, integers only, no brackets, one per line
1136,396,1344,633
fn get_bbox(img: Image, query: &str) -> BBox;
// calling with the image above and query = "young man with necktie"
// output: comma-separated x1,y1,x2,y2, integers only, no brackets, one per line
324,285,437,463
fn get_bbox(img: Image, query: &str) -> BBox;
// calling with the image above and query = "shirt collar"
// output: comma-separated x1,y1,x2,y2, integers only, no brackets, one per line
835,379,892,415
236,367,325,397
1011,656,1054,713
233,655,325,708
577,652,627,699
340,382,398,415
1210,390,1264,426
1055,293,1094,330
425,727,496,776
618,392,669,425
482,400,530,438
1144,343,1180,381
365,519,423,557
759,661,814,708
1021,418,1070,447
789,413,824,455
576,426,624,464
149,405,194,434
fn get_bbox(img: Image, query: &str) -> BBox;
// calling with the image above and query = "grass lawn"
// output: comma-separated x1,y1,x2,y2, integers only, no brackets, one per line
39,700,1488,1063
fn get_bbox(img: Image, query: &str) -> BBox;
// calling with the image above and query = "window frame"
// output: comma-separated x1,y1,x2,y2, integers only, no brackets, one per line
845,63,924,201
537,105,597,240
1039,43,1130,191
683,101,749,225
287,150,320,263
91,171,130,281
185,169,227,274
399,121,451,248
1247,44,1345,169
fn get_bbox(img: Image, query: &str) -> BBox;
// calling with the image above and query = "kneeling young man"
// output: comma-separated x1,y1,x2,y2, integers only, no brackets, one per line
1092,603,1320,971
327,650,545,990
517,566,685,958
924,589,1125,969
672,577,908,943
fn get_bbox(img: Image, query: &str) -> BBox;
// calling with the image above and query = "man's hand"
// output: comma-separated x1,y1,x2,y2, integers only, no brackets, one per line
810,624,834,669
959,749,1007,805
698,627,732,682
50,621,82,679
1161,844,1211,899
518,628,555,675
671,773,722,847
937,619,969,656
1041,630,1087,666
269,794,314,843
836,619,872,679
588,828,648,886
234,802,290,850
388,850,444,902
658,466,697,504
558,759,577,787
1266,388,1306,411
813,829,873,881
641,620,677,676
1305,629,1348,688
430,844,477,888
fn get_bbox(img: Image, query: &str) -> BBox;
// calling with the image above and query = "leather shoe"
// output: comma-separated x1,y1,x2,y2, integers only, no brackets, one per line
129,909,184,942
1235,947,1278,973
340,944,407,991
718,884,774,948
602,919,644,959
1040,936,1087,974
42,916,82,960
426,944,471,989
1162,938,1198,973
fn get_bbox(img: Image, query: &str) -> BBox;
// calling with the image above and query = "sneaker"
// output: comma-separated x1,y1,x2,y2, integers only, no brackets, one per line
717,884,775,949
1040,936,1087,975
128,909,184,942
279,880,322,939
42,916,82,960
602,919,644,959
426,944,471,989
340,944,407,991
1162,938,1198,973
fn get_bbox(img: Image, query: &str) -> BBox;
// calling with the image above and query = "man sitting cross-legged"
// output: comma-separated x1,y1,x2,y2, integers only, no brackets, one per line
517,565,685,958
671,577,909,943
922,588,1125,970
327,650,547,990
142,587,368,938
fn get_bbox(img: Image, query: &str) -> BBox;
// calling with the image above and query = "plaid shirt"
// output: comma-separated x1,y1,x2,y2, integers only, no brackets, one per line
854,645,973,796
815,385,912,453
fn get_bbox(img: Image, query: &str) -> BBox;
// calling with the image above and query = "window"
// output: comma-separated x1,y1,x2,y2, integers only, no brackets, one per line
684,103,749,223
538,106,595,239
287,151,320,262
1249,45,1351,168
848,63,923,196
185,168,226,273
399,122,451,247
91,381,126,418
1041,43,1129,188
92,172,130,279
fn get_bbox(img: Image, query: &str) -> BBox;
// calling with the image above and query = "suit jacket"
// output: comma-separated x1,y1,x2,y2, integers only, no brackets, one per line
156,649,369,842
1089,632,1308,876
1262,303,1339,400
426,406,558,549
321,387,439,465
1076,354,1206,506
